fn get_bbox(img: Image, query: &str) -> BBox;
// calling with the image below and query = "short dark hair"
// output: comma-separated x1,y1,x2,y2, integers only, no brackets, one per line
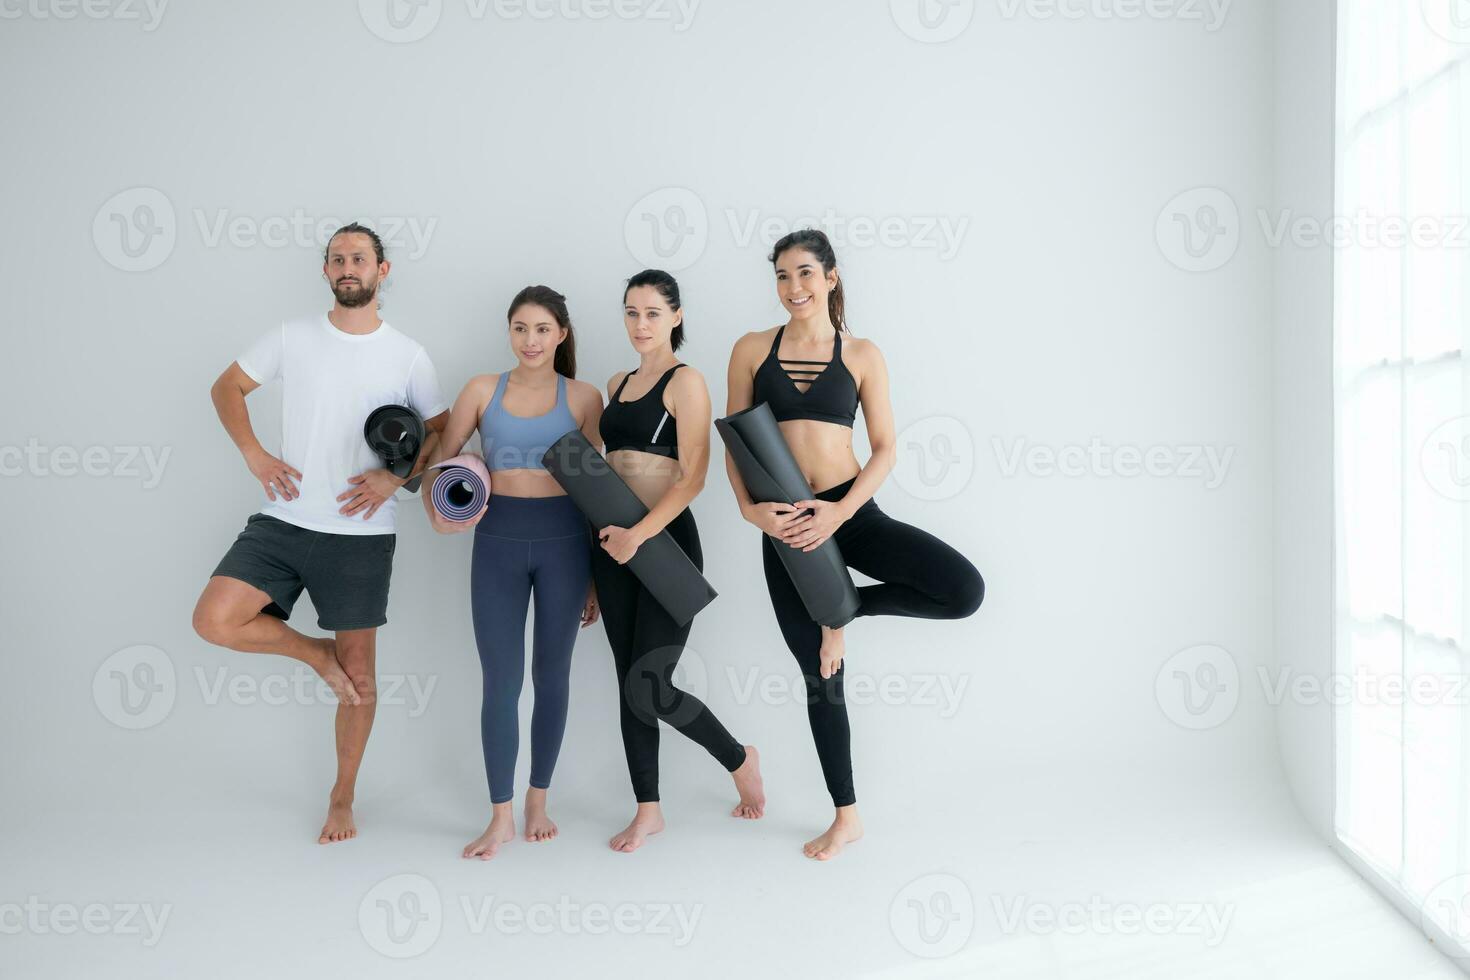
324,222,386,264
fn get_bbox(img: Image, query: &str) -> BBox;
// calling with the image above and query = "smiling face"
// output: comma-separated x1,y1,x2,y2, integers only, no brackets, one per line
508,303,565,366
323,232,385,309
774,247,837,323
623,284,681,353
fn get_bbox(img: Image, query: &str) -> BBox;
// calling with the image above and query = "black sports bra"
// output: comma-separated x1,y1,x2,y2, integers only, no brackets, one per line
751,325,858,427
601,364,684,458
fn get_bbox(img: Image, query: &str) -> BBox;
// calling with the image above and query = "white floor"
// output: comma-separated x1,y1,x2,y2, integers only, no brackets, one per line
4,763,1460,979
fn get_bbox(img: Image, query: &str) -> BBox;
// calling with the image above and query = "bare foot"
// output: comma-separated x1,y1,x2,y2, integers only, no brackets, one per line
463,804,516,860
524,788,557,843
609,803,664,853
306,638,360,706
803,806,863,861
819,627,845,679
730,746,766,819
318,796,357,844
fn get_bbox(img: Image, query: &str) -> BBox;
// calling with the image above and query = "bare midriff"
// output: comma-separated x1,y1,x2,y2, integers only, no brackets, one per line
487,468,568,499
607,449,683,511
779,419,862,495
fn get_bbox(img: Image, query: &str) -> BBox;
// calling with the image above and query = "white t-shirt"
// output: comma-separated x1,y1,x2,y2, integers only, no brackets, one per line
237,313,447,535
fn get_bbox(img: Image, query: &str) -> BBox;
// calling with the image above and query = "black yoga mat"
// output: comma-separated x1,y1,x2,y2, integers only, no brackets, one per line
715,402,861,628
364,404,425,493
541,429,717,627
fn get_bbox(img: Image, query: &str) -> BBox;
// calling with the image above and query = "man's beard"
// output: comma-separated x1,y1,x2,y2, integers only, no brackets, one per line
332,278,378,309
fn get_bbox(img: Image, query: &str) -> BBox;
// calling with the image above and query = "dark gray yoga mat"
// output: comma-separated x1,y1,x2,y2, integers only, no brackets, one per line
541,429,716,627
715,402,861,629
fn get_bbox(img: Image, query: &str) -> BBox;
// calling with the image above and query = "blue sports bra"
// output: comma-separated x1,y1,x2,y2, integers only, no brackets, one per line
478,371,578,472
751,325,858,427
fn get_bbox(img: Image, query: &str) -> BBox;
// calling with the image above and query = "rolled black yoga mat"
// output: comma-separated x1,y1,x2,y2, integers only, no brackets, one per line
715,402,861,629
541,429,717,627
364,404,425,493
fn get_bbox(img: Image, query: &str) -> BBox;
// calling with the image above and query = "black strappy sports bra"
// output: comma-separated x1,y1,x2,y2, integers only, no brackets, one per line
601,364,684,458
751,325,858,427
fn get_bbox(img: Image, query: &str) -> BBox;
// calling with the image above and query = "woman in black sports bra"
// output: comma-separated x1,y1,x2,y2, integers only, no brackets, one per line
594,268,765,854
724,229,985,861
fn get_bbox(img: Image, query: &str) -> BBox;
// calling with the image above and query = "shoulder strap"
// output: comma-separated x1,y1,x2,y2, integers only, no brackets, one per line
767,326,785,357
489,371,509,409
612,369,636,401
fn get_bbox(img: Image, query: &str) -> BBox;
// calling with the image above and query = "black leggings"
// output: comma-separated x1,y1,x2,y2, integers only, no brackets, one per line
761,475,984,807
592,508,747,802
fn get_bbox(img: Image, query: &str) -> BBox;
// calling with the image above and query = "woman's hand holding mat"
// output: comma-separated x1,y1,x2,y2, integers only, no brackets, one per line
425,453,492,534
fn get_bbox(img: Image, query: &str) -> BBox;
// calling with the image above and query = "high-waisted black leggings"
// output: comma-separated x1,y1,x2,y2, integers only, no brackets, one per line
761,475,985,807
592,507,748,802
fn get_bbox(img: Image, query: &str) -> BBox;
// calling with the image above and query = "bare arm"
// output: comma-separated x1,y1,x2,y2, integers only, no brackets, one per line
630,368,710,542
821,339,897,521
722,334,762,518
211,361,302,501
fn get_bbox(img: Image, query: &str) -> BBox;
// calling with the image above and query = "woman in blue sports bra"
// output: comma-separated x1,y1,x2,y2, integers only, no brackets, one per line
593,269,765,853
724,229,986,861
423,285,605,860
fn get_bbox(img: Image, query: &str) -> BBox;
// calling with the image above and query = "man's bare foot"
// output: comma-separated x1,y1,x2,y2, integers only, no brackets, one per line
318,796,357,844
524,788,557,843
609,802,664,853
819,627,845,679
803,806,863,861
463,804,516,860
306,638,360,706
730,746,766,819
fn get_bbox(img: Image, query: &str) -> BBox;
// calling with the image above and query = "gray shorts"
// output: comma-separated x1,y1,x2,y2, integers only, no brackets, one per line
211,513,397,631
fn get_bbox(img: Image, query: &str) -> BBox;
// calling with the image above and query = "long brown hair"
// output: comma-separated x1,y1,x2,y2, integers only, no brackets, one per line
507,285,577,377
769,228,848,333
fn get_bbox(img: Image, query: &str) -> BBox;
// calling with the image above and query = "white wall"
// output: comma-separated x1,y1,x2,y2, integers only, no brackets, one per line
1,1,1281,822
1272,0,1338,838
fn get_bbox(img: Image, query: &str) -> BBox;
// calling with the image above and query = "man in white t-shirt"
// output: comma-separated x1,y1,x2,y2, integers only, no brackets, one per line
191,223,449,845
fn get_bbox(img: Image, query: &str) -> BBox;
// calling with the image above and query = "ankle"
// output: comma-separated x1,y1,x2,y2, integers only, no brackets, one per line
329,789,355,807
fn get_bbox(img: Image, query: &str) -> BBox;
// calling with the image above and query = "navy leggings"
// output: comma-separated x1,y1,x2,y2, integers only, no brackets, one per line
471,494,591,805
761,475,985,807
591,508,747,802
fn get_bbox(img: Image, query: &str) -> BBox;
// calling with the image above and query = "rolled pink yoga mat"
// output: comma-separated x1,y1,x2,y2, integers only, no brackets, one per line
427,454,491,533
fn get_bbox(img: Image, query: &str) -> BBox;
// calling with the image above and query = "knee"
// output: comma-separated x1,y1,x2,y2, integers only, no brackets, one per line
949,565,985,619
191,599,236,647
336,637,376,706
624,670,676,720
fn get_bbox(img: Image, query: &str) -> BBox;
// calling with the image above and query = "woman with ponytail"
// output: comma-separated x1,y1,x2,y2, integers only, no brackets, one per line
423,285,605,860
724,230,985,860
593,269,764,853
